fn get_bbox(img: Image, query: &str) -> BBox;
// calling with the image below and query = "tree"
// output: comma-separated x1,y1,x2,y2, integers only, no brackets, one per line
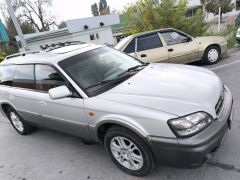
57,21,67,29
3,16,36,55
99,0,110,15
201,0,235,22
14,0,56,32
91,3,99,16
122,0,207,37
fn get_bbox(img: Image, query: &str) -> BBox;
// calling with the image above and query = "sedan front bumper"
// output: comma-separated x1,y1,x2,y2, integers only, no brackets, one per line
148,87,233,168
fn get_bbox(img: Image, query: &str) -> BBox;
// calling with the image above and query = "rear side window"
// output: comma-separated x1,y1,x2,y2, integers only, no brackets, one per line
13,65,35,90
123,38,135,54
35,64,66,92
0,65,15,86
137,33,163,52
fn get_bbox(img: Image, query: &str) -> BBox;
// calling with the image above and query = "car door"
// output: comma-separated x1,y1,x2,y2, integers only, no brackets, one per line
34,64,90,139
135,33,169,63
9,64,43,126
160,30,199,64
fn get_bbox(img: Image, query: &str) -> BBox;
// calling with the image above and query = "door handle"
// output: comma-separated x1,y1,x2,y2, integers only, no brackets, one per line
39,101,47,107
168,48,174,52
141,54,147,57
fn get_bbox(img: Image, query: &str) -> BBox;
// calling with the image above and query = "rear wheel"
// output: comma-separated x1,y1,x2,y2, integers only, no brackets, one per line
7,107,35,135
104,126,155,176
204,46,220,65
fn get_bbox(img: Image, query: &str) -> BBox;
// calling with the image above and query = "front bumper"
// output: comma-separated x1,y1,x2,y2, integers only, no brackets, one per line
148,87,233,168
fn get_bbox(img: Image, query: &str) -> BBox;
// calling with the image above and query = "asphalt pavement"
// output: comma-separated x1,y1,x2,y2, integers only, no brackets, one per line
1,49,240,180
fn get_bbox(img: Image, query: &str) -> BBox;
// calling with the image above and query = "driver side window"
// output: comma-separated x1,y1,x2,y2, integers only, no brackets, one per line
35,64,66,92
161,31,188,46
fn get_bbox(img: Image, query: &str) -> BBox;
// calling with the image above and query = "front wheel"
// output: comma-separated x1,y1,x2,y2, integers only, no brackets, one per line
204,46,220,65
104,126,155,176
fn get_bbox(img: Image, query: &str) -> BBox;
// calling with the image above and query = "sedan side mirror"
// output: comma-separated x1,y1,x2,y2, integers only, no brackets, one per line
48,86,72,99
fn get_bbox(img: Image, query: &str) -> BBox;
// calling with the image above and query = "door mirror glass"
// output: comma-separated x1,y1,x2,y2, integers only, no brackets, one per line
48,85,72,99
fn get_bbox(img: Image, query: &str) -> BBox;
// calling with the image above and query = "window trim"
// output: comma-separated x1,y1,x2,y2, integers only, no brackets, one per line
1,63,81,98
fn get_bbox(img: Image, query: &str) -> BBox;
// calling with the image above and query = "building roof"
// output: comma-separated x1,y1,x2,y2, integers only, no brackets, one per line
15,14,120,44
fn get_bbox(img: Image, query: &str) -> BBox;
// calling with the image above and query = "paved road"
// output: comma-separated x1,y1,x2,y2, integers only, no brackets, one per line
1,50,240,180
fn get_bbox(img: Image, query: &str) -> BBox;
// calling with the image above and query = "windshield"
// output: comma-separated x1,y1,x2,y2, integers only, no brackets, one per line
58,47,143,97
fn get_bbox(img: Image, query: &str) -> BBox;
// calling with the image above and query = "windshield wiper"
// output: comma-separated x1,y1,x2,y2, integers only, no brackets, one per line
85,74,132,90
117,63,149,78
85,63,149,90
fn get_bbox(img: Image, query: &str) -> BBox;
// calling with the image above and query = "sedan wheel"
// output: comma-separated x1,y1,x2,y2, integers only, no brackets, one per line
204,46,220,65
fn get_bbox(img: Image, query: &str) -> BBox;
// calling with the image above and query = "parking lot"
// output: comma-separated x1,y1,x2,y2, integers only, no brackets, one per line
0,49,240,180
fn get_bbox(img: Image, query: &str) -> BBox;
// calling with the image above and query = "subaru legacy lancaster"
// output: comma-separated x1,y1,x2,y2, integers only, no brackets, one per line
0,42,233,176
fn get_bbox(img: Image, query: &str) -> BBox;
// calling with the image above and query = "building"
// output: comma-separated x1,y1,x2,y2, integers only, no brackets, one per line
0,19,9,43
15,14,120,51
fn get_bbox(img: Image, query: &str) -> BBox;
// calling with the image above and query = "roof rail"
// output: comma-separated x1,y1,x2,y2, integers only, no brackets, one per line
4,51,40,60
40,41,86,52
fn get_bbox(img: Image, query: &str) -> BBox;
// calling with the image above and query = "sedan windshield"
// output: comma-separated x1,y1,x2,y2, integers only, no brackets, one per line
58,47,144,97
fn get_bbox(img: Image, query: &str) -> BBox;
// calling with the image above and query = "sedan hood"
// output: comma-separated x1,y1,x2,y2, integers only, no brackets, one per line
195,36,226,44
98,64,223,118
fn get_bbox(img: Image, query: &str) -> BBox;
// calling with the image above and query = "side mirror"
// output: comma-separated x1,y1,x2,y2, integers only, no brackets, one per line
181,37,192,43
48,86,72,99
187,36,192,42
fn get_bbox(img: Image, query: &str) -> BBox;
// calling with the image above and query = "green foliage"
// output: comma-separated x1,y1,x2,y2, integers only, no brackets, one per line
0,52,5,62
99,0,110,15
201,0,235,21
91,3,99,16
122,0,207,37
235,13,240,27
91,0,110,16
57,21,67,29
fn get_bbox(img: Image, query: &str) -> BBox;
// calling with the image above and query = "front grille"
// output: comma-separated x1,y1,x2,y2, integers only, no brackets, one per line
215,89,225,117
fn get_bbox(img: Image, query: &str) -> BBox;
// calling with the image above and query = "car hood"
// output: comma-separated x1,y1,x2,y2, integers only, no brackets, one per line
97,64,223,118
195,36,226,44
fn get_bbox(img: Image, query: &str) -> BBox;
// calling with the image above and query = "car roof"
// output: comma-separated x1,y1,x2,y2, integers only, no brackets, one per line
133,28,176,37
115,28,180,50
0,43,104,66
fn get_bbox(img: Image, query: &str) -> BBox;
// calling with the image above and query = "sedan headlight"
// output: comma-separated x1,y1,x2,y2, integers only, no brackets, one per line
168,112,213,138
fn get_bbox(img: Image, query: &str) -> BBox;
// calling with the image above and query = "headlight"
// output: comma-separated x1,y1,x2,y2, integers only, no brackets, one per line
168,112,213,138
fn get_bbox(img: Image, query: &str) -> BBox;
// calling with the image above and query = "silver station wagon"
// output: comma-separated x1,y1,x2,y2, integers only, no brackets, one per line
0,42,234,176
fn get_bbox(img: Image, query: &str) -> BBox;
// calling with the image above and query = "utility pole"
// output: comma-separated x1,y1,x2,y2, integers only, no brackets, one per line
218,6,221,32
5,0,28,51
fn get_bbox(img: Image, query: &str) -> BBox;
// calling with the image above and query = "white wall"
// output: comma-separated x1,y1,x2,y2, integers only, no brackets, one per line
27,26,114,51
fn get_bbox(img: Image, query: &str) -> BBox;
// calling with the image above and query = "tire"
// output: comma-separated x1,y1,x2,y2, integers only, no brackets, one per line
104,126,155,176
7,107,35,135
204,46,220,65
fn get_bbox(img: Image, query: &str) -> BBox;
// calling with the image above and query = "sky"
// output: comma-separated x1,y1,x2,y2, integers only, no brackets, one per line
0,0,138,23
